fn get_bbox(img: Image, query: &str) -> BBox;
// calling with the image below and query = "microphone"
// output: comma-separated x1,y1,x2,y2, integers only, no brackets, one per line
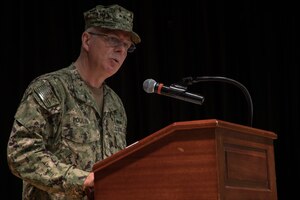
143,79,204,105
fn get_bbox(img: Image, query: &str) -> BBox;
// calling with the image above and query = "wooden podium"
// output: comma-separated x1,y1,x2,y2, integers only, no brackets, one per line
92,119,277,200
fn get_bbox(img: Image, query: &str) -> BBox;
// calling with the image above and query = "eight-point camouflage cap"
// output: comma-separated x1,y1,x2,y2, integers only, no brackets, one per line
84,4,141,44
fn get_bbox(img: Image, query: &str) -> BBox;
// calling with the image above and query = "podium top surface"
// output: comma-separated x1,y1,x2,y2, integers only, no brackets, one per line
93,119,277,171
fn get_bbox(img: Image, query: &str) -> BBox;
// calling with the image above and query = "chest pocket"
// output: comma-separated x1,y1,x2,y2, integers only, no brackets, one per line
62,116,99,142
60,115,100,170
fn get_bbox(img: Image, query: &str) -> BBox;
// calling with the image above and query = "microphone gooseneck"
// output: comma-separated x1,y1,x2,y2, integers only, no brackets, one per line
179,76,253,127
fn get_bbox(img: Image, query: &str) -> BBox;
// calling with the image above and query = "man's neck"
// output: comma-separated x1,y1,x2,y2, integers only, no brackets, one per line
74,58,105,88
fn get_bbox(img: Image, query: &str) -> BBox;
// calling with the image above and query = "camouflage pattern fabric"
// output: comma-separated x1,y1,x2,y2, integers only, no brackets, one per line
84,4,141,44
7,64,127,200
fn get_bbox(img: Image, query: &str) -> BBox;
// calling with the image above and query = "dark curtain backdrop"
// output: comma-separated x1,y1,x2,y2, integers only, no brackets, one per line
1,0,299,199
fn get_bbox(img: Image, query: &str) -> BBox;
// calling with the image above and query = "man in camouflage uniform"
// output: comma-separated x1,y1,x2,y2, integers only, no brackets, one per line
7,4,141,200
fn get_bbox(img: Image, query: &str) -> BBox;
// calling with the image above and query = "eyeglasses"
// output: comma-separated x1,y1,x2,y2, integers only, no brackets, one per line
87,32,136,53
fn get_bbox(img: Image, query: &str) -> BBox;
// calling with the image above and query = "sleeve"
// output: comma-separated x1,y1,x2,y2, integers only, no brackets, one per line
7,79,89,198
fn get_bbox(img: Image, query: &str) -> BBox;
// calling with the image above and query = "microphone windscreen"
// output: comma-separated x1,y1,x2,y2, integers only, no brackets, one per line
143,79,156,93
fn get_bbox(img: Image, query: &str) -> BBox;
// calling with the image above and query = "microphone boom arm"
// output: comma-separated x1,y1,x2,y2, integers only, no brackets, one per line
180,76,253,127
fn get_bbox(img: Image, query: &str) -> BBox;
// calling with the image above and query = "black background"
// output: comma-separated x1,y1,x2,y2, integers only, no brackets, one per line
1,0,299,199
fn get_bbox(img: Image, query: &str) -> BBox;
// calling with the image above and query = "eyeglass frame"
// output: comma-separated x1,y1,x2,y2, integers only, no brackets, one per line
87,31,136,53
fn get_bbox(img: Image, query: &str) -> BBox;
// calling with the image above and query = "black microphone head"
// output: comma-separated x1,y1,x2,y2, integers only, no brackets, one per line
143,79,157,93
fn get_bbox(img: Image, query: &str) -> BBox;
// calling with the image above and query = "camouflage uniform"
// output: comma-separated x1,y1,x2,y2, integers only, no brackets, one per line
7,64,127,199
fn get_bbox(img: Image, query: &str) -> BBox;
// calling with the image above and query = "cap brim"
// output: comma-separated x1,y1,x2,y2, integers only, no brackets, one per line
88,24,141,44
130,31,141,44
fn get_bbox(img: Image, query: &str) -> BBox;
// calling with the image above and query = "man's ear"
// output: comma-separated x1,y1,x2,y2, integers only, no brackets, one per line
82,32,90,50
